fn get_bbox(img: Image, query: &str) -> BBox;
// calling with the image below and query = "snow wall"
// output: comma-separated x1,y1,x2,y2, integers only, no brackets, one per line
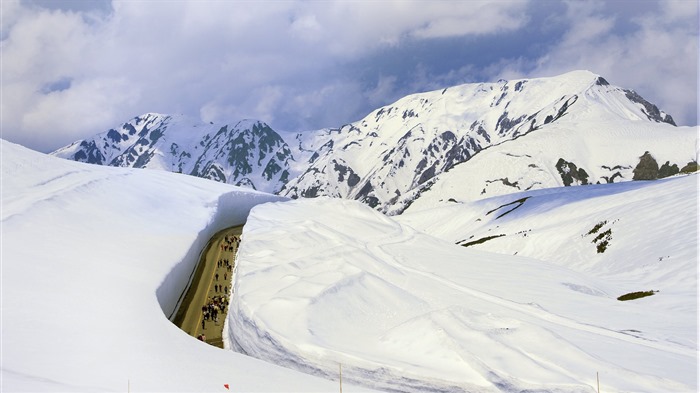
156,190,287,320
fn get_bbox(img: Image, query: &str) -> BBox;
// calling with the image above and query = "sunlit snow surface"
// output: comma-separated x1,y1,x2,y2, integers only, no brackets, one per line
1,140,371,392
231,178,697,392
3,138,697,393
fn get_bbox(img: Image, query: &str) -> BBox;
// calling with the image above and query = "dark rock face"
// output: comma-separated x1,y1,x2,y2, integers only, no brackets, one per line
53,114,294,194
623,90,676,126
556,158,589,186
486,177,520,189
595,77,610,86
188,121,293,193
496,112,527,136
106,129,122,143
74,140,105,165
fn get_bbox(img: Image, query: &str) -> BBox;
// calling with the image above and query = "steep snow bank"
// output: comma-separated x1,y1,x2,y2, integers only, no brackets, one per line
1,140,370,392
158,190,287,320
230,195,696,392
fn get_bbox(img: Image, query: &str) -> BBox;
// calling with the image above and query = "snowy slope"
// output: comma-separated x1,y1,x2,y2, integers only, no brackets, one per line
4,136,697,392
279,70,689,213
1,140,372,392
399,174,699,291
399,118,697,214
229,183,697,392
51,113,294,193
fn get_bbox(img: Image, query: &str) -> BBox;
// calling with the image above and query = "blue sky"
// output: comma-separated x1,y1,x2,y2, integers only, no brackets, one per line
2,0,698,152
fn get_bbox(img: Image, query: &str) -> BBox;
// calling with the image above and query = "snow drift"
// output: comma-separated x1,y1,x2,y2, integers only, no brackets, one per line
1,139,370,392
230,178,697,392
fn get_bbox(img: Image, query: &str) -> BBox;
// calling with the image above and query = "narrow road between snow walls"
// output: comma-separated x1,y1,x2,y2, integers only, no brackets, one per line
171,225,242,347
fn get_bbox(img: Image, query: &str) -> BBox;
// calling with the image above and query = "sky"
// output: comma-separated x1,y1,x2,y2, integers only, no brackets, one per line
1,0,698,153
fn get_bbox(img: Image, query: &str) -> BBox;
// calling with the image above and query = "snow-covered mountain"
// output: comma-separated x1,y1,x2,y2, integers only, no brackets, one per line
52,71,696,214
398,115,697,215
51,114,293,194
280,70,693,213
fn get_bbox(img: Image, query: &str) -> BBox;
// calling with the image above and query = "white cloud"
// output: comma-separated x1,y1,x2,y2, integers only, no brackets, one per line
366,75,398,107
1,0,22,38
289,13,323,43
1,0,696,153
2,0,532,152
500,0,698,126
410,1,529,38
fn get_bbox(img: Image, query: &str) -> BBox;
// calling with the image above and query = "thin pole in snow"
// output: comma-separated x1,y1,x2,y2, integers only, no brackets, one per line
597,372,600,393
128,379,130,393
339,363,343,393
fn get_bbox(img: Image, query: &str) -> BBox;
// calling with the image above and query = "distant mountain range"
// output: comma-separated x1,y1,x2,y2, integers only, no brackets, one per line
52,115,293,194
52,70,697,213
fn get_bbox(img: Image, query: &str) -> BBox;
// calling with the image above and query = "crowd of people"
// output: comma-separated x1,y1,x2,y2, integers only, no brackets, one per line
199,233,240,338
200,294,228,330
220,234,240,252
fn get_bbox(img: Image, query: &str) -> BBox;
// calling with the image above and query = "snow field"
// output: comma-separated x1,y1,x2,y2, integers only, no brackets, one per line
1,140,373,392
3,135,696,392
229,190,697,392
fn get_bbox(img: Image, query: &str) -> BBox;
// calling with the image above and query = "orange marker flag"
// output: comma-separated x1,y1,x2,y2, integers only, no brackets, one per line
224,384,230,390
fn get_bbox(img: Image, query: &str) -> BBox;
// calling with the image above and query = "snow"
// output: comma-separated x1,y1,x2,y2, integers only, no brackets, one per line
279,70,692,214
400,118,697,213
3,133,697,392
1,140,372,392
51,114,292,194
230,179,697,392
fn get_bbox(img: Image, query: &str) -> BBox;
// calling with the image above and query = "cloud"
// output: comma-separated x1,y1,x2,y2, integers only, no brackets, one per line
409,1,528,38
1,0,696,153
1,0,531,151
495,0,698,126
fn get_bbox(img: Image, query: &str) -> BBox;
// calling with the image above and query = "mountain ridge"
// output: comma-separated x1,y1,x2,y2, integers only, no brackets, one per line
52,114,293,194
51,70,695,212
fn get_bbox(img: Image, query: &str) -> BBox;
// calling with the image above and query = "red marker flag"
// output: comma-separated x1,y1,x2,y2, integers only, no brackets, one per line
224,384,229,390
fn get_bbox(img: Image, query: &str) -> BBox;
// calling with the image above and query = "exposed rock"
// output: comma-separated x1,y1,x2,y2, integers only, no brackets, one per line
632,152,659,180
658,161,680,178
624,90,676,125
680,161,699,174
556,158,589,186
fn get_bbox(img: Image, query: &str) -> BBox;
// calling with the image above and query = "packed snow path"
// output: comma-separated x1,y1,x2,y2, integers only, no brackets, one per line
174,226,241,347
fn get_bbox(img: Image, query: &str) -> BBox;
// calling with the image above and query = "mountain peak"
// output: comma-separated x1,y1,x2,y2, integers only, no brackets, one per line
52,70,690,214
52,114,293,193
281,70,687,213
